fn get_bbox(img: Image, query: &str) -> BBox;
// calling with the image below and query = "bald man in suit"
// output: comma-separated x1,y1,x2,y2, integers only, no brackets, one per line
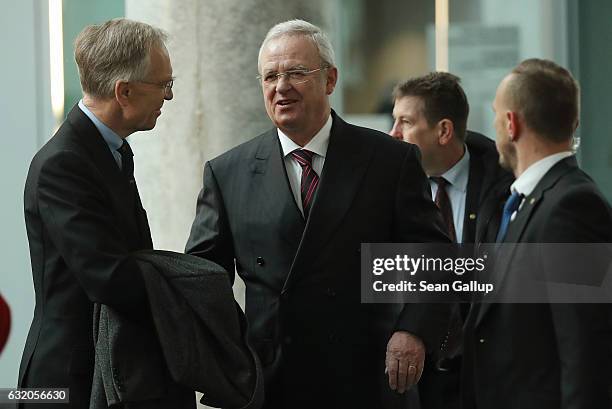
462,58,612,409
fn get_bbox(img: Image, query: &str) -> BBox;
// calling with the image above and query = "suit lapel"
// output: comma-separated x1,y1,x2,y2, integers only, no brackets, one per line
465,133,511,244
283,112,375,290
463,148,484,243
475,196,541,326
249,130,305,250
503,156,577,245
66,105,148,248
476,156,578,325
132,183,153,249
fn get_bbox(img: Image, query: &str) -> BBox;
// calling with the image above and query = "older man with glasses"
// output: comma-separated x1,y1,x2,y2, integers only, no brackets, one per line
186,19,450,409
19,18,175,409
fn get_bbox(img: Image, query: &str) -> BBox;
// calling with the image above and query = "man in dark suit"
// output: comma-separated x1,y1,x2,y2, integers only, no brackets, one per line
19,19,174,408
186,19,450,409
389,72,512,409
462,58,612,408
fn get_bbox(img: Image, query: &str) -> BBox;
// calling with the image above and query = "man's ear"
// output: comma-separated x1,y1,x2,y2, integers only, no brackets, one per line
507,111,521,141
573,118,580,133
115,80,130,107
437,119,455,146
326,66,338,95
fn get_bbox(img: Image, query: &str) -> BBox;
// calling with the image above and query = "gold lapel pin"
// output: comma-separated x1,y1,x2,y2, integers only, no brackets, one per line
469,213,476,220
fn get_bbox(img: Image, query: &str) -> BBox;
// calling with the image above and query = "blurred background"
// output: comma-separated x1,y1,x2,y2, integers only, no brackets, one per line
1,0,611,390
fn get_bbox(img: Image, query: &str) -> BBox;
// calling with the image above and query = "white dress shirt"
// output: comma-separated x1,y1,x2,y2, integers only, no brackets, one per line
429,148,470,243
278,114,332,215
509,151,574,220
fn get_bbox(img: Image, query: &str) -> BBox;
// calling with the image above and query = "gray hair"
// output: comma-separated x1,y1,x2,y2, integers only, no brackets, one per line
258,19,336,72
74,18,168,99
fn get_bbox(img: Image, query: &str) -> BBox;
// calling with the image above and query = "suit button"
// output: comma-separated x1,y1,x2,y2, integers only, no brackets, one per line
284,336,292,345
326,288,336,297
479,338,486,344
256,257,265,266
329,333,338,343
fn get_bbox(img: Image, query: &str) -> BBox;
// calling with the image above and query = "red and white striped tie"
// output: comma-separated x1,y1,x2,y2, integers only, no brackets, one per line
291,149,319,219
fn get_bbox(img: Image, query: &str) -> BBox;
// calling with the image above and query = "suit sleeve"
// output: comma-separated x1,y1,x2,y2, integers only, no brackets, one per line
185,161,236,283
37,150,148,315
392,144,453,352
541,190,612,408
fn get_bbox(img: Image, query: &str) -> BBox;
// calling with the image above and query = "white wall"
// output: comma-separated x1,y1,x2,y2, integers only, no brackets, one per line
0,0,53,387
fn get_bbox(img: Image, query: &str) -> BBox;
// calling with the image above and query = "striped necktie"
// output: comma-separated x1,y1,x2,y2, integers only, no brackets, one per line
290,149,319,219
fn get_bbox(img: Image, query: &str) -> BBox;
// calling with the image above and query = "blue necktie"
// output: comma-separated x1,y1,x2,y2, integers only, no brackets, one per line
496,191,522,242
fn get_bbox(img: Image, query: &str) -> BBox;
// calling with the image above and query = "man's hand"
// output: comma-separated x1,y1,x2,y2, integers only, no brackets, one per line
385,330,425,393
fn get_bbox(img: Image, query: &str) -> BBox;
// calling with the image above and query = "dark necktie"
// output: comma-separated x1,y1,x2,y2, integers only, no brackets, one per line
117,140,135,183
431,176,457,242
290,149,319,219
495,190,522,243
430,177,462,367
116,140,150,245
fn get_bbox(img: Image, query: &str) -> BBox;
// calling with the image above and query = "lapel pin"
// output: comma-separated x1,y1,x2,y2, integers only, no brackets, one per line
469,213,476,220
529,198,535,205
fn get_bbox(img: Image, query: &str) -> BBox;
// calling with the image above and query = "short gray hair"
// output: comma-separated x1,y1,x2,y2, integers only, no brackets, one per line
258,19,336,72
74,18,168,99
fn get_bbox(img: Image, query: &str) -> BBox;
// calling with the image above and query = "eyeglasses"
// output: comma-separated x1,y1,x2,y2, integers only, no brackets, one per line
136,78,175,93
257,66,328,86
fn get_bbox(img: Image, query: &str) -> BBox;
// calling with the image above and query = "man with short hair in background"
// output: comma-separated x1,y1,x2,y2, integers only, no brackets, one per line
19,18,176,409
462,58,612,409
186,19,450,409
390,72,512,409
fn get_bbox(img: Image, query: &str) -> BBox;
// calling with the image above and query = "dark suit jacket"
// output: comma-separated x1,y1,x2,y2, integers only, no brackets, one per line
463,131,514,245
19,105,152,409
90,250,263,409
418,131,513,409
186,112,451,409
463,156,612,409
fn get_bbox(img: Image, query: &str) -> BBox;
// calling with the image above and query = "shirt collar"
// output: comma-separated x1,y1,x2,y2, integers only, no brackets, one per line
437,146,470,193
78,99,124,151
511,151,574,196
277,114,332,158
